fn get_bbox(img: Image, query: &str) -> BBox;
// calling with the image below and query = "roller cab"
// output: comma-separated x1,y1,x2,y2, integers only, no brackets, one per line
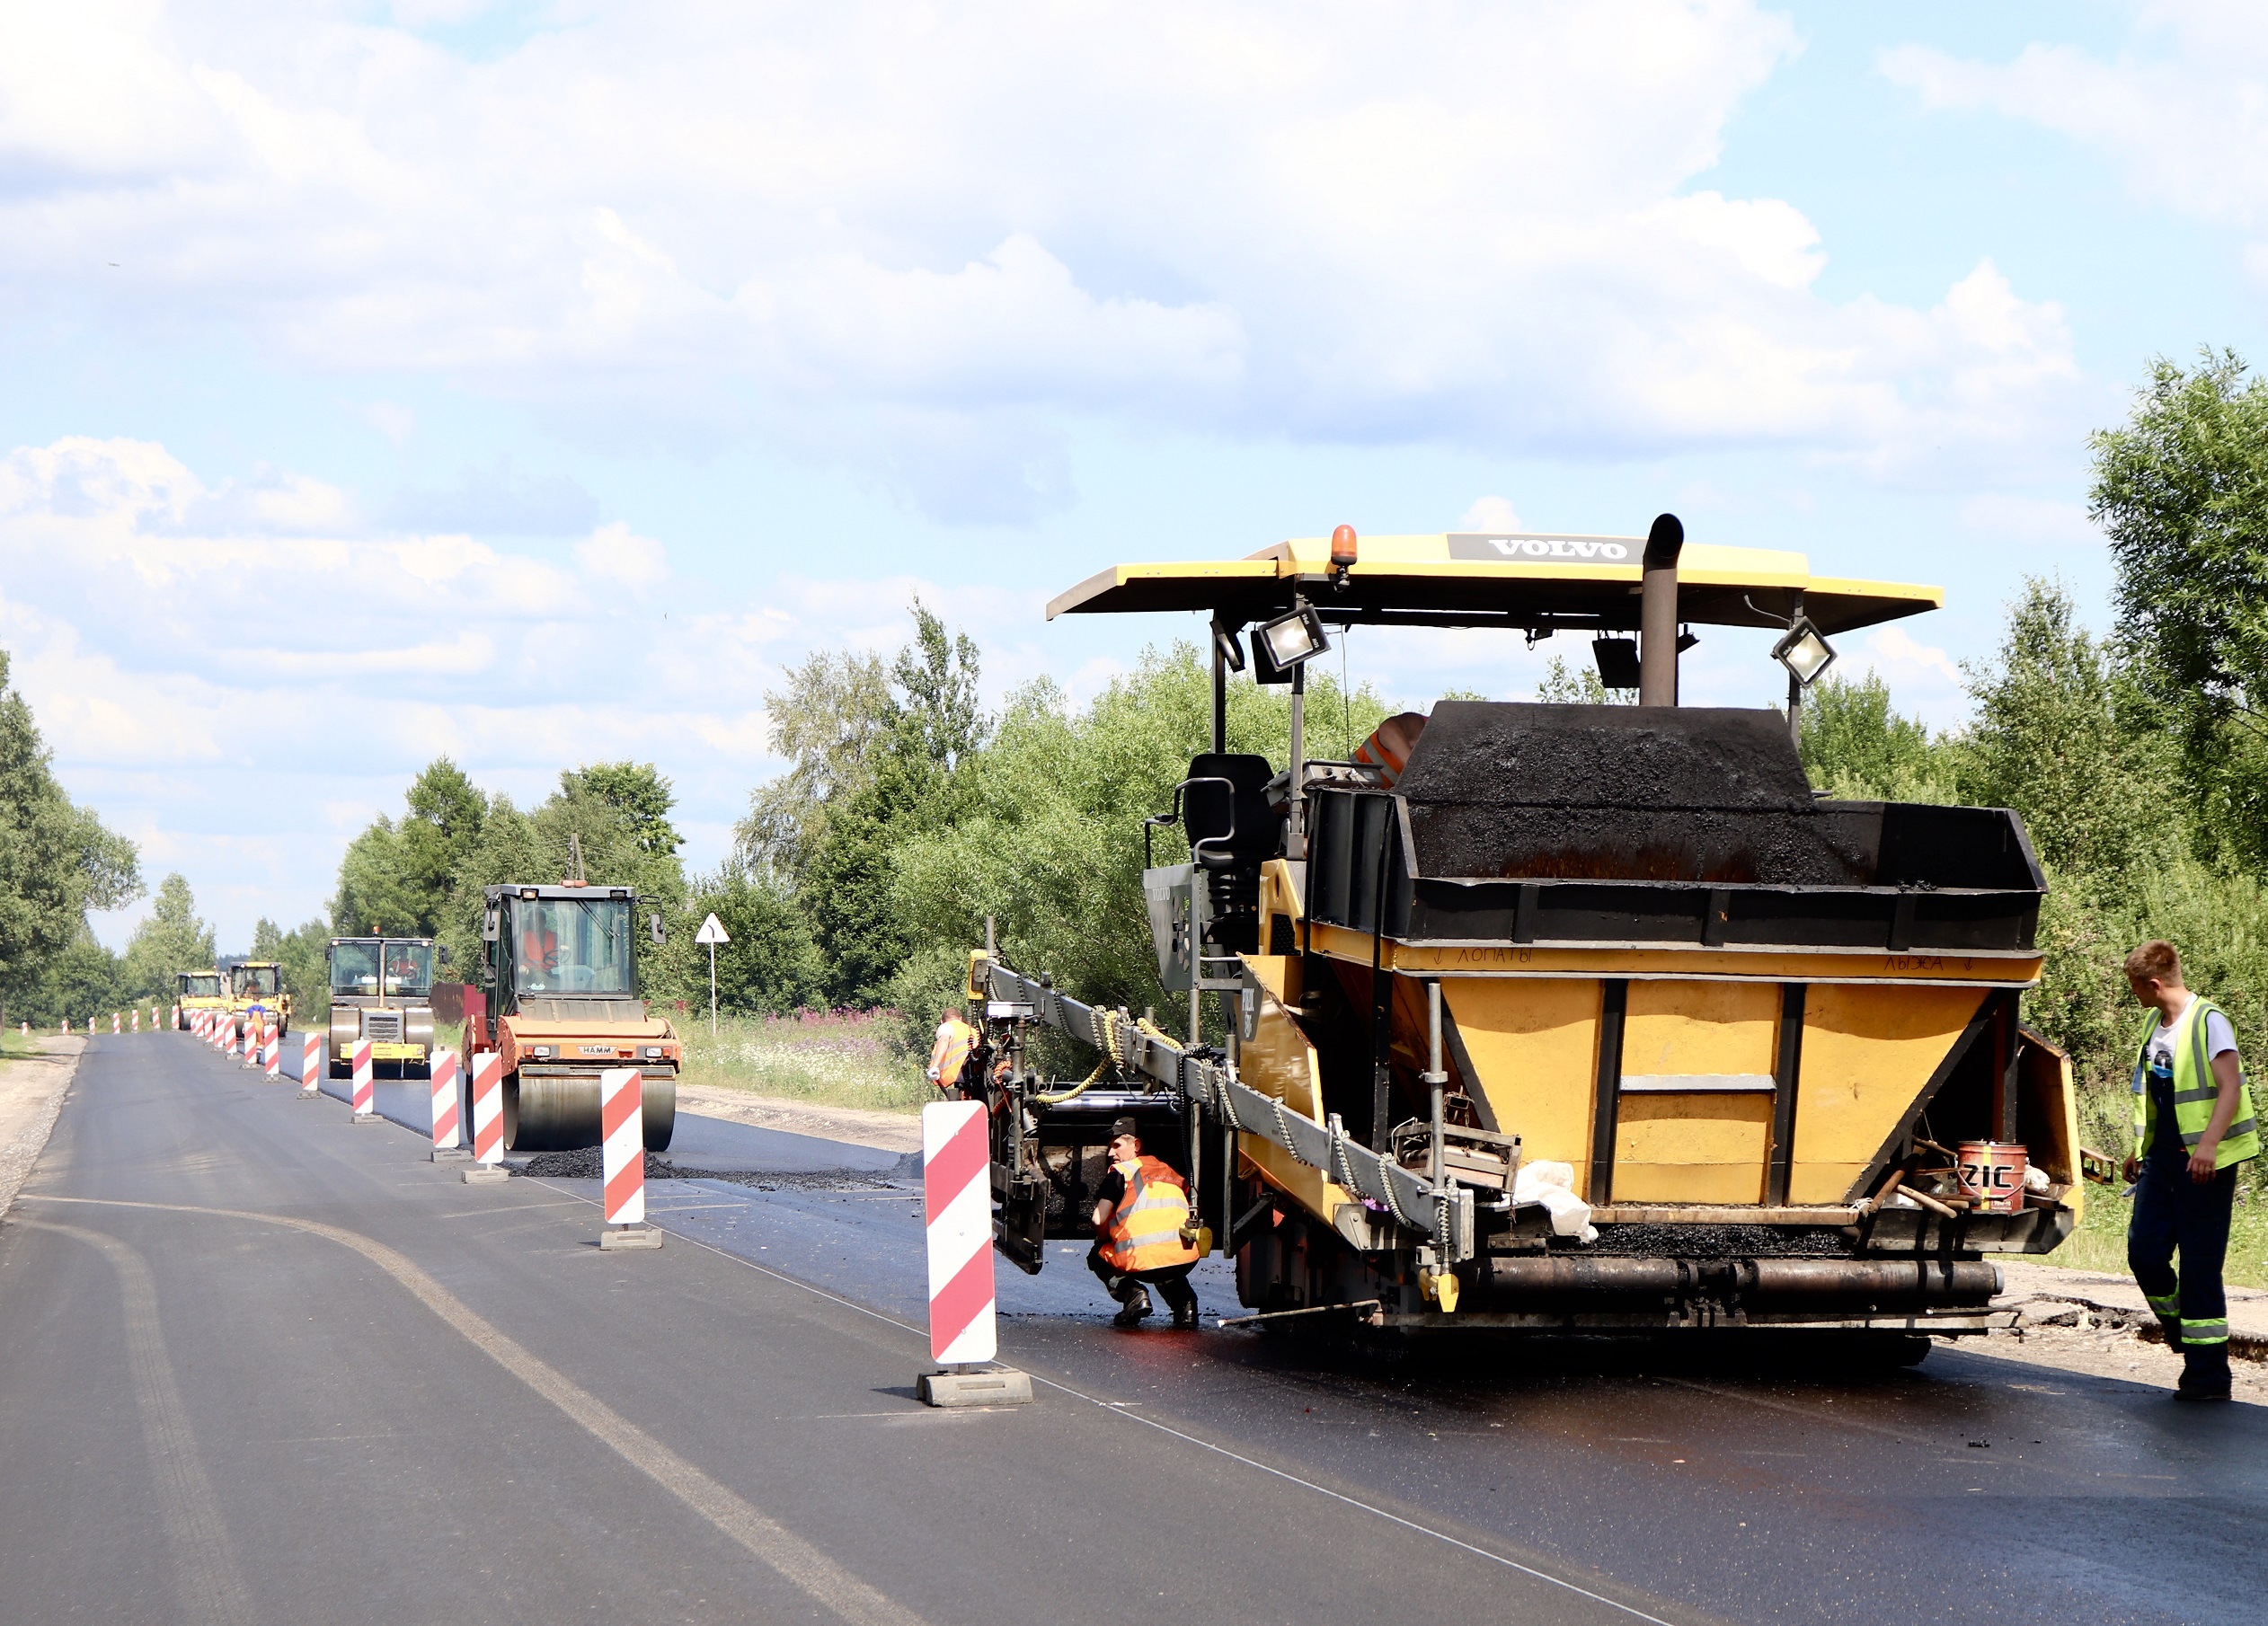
326,937,439,1078
464,883,678,1152
967,520,2081,1347
175,968,229,1030
224,959,292,1042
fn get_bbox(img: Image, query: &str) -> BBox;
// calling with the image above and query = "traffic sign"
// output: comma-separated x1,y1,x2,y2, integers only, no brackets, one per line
695,913,730,945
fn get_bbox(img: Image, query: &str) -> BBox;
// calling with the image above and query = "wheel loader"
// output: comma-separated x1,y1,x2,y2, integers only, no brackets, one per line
460,882,678,1152
963,517,2081,1352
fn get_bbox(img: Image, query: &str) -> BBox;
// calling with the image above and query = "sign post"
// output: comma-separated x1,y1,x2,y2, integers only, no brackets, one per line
694,913,730,1037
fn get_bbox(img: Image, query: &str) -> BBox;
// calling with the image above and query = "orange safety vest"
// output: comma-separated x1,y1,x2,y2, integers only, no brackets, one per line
1101,1155,1200,1273
928,1014,978,1089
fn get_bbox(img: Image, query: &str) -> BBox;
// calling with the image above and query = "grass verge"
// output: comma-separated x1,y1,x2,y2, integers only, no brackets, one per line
2047,1176,2268,1291
671,1010,926,1116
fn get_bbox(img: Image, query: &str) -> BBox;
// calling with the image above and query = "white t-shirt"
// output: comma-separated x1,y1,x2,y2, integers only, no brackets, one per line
2137,1006,2239,1090
2134,1005,2241,1157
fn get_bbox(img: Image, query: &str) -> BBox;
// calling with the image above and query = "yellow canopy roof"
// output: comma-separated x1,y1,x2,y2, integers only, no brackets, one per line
1047,532,1941,635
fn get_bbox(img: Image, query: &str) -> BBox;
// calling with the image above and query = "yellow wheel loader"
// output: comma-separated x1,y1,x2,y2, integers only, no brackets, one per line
968,517,2079,1356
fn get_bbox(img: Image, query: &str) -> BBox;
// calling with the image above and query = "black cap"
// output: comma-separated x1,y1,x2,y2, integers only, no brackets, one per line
1108,1117,1139,1141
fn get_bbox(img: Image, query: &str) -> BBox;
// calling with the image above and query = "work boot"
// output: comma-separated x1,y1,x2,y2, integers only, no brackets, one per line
1112,1288,1154,1329
2175,1345,2233,1402
1171,1305,1200,1330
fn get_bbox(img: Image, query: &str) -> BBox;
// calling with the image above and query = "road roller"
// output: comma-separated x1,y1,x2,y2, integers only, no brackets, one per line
960,517,2081,1355
460,881,678,1152
174,968,227,1031
326,936,438,1077
225,959,291,1042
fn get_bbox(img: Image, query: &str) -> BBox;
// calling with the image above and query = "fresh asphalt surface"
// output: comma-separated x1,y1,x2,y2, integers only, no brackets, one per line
2,1039,2261,1625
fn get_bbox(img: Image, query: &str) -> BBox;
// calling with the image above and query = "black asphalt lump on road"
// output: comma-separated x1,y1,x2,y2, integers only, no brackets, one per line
2,1036,2263,1626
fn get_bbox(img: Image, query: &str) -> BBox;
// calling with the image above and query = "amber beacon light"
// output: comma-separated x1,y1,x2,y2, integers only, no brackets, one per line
1329,524,1359,575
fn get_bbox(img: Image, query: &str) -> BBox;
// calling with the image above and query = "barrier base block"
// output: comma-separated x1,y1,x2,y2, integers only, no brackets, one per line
430,1147,471,1162
599,1224,663,1250
917,1366,1034,1409
350,1111,384,1126
462,1164,509,1184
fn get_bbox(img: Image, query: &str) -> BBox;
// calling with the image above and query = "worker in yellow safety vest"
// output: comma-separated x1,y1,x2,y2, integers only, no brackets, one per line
1087,1117,1200,1329
2123,939,2261,1402
926,1006,979,1095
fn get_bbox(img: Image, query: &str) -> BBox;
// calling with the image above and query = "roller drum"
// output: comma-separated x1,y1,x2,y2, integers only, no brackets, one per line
503,1069,676,1153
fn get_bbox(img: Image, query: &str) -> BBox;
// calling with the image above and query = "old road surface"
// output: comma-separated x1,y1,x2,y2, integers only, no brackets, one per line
3,1040,2262,1626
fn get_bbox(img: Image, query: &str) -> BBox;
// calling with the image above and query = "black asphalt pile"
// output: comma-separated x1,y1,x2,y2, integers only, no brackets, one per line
1586,1223,1852,1259
1395,702,1872,885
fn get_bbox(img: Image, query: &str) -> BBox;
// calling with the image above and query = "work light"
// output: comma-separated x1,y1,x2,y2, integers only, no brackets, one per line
1257,605,1329,670
1772,617,1837,686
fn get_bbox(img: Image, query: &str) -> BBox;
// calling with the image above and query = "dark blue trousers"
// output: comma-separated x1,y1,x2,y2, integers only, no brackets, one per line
2129,1152,2237,1382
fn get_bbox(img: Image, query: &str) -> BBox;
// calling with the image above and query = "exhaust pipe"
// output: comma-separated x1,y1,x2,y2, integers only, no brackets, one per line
1639,512,1683,706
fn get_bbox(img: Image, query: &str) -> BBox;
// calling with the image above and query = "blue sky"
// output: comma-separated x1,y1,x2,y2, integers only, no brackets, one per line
4,1,2264,951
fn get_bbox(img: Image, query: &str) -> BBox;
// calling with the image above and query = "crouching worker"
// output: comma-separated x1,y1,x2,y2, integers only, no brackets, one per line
2124,939,2261,1402
1088,1117,1200,1330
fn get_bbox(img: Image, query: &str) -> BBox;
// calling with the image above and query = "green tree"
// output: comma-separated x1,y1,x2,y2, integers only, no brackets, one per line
332,757,487,936
1957,578,2172,879
2092,349,2268,867
253,915,335,1025
440,771,695,1006
563,763,683,857
1535,653,1634,705
886,641,1388,1040
0,649,141,1021
120,873,216,1008
1798,672,1959,802
685,865,827,1016
736,647,893,883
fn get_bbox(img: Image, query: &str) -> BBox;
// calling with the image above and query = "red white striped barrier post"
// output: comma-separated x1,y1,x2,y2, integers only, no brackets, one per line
299,1033,321,1099
598,1067,659,1249
914,1100,1030,1406
465,1053,507,1183
350,1038,377,1123
111,1012,120,1035
264,1029,280,1079
130,1009,139,1033
242,1019,263,1067
429,1048,465,1161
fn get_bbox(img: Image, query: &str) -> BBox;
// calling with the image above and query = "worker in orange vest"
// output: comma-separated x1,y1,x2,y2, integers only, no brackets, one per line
926,1005,980,1095
1087,1117,1200,1329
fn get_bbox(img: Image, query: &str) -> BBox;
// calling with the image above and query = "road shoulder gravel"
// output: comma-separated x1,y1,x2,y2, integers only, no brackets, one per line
674,1083,922,1153
0,1035,84,1218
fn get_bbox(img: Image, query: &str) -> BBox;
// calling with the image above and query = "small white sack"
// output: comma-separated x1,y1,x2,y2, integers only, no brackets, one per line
1514,1162,1594,1240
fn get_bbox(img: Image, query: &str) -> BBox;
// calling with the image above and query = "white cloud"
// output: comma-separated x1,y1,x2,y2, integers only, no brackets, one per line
0,2,2086,515
1883,6,2268,230
1957,492,2100,546
1458,495,1525,532
573,521,670,593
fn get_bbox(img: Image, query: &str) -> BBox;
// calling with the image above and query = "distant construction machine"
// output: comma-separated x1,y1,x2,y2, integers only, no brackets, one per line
964,517,2080,1356
225,959,291,1041
175,968,227,1030
461,881,679,1152
326,936,439,1078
